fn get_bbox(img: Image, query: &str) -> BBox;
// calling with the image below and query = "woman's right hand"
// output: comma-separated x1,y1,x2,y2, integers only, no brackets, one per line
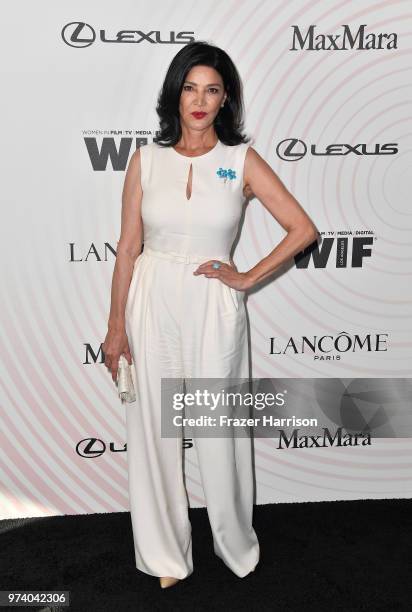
102,326,133,383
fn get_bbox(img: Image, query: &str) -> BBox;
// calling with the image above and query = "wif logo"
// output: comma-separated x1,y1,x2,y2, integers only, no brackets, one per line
83,136,147,171
295,234,375,268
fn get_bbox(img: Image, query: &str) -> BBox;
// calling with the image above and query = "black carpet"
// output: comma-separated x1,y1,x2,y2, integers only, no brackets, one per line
1,499,411,611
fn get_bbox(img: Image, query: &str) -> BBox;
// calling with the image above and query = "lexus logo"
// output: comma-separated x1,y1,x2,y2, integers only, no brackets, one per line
61,22,96,48
76,438,127,457
76,438,106,457
61,22,195,47
277,138,307,161
277,138,398,161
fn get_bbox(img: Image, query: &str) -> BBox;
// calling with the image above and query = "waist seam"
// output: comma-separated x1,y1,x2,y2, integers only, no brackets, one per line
142,246,230,265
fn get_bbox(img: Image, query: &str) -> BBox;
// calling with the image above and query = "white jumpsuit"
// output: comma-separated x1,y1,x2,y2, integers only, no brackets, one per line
124,138,260,579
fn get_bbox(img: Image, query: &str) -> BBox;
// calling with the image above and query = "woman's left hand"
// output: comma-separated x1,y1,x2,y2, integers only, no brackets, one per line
193,260,252,291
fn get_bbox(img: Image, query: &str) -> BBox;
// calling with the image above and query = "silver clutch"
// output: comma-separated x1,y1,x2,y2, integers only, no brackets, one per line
116,355,136,403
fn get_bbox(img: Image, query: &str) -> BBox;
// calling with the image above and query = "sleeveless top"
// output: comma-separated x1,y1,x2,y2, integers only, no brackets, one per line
139,139,250,259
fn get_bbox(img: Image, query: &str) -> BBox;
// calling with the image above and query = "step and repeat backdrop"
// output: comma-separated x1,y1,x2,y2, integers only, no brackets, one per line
1,1,411,519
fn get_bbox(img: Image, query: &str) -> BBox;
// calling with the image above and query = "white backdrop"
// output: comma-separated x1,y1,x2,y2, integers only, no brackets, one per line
1,0,411,519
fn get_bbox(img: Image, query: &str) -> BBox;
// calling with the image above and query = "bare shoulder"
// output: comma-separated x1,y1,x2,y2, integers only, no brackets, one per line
243,145,268,199
243,145,292,206
244,145,269,174
126,146,143,178
123,146,143,194
129,141,153,162
131,145,142,165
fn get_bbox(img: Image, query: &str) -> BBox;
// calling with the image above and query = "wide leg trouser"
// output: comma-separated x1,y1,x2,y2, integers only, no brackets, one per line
124,248,260,579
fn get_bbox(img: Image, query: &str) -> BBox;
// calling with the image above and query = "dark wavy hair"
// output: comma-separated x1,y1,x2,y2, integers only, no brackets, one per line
153,41,250,147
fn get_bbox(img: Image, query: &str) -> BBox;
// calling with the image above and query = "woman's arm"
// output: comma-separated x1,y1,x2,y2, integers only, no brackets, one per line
108,148,144,331
103,148,143,381
242,146,318,288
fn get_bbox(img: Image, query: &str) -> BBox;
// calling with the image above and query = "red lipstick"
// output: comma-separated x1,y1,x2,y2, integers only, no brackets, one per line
191,112,207,119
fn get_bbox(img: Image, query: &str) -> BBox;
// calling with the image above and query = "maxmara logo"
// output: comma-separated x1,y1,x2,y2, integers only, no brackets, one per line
277,428,371,449
290,24,398,51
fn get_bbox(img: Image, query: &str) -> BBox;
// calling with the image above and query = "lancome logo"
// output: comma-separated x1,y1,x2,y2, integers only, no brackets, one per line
269,332,389,360
290,24,398,51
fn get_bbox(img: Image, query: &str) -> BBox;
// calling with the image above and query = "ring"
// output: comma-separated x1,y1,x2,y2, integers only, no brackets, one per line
212,262,221,269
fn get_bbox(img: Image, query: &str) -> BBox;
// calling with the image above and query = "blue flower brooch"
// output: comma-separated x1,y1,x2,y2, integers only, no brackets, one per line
216,167,237,183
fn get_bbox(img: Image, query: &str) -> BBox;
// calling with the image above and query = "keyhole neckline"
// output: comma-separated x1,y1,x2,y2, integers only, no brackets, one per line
171,139,221,159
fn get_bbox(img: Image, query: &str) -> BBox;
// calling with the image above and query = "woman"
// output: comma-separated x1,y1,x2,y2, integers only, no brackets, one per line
102,41,317,589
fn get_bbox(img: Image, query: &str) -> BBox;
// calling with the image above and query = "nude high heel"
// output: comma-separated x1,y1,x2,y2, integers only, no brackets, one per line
159,576,180,589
